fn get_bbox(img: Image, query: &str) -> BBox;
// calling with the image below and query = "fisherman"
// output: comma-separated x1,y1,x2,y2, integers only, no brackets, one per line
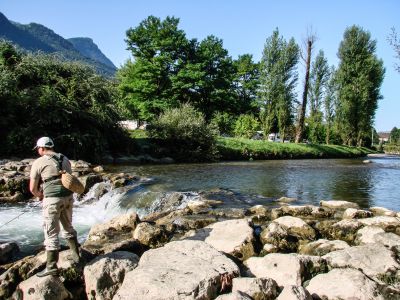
29,137,80,277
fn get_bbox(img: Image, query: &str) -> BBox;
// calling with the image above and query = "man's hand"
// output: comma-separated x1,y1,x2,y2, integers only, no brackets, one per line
30,178,44,200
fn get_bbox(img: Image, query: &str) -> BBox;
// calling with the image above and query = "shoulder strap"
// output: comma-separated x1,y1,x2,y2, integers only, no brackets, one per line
50,153,64,172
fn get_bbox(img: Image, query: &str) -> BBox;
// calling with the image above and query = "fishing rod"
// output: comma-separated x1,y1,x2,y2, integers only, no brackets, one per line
0,201,42,230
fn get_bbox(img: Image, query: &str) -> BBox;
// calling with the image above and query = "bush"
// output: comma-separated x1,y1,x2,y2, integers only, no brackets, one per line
210,112,235,136
233,114,260,138
148,103,219,162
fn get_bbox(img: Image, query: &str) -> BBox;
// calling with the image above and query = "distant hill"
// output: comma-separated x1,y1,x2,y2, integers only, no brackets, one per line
0,12,116,77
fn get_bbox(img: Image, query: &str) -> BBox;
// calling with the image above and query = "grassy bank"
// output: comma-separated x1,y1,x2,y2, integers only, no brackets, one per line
217,137,375,160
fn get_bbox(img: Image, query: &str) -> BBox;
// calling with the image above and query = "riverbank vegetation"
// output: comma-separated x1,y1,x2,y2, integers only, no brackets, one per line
1,16,395,163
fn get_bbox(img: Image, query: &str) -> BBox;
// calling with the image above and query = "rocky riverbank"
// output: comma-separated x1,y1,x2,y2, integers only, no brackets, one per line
1,184,400,299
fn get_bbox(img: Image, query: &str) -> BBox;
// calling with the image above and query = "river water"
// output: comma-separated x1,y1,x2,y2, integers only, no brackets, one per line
1,155,399,255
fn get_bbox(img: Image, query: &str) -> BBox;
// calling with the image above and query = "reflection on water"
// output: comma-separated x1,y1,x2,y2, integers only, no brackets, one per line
115,156,400,211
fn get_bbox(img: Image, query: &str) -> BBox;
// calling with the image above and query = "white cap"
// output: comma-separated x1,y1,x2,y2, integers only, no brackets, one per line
34,137,54,149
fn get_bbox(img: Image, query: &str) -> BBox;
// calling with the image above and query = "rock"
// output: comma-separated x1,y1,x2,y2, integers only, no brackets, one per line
359,216,400,232
113,240,240,300
215,291,253,300
132,222,169,248
247,205,270,218
84,251,139,300
277,197,297,203
232,277,279,300
148,192,186,213
363,159,372,163
323,243,400,278
86,212,140,242
356,226,400,251
276,285,312,300
93,165,104,173
0,191,25,203
320,200,359,209
260,222,299,253
260,243,278,256
79,174,103,194
244,254,302,287
83,237,148,257
306,268,384,300
370,206,397,217
13,275,71,300
0,242,20,264
271,216,316,240
298,239,350,256
186,219,256,261
328,219,363,243
342,208,373,219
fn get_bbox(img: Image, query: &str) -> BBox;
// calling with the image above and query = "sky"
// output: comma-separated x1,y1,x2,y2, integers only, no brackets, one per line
1,0,399,131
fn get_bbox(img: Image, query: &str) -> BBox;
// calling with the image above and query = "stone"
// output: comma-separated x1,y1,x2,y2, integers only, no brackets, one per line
86,212,140,242
260,222,298,253
323,243,400,278
299,239,350,256
320,200,359,209
306,268,384,300
79,174,103,194
359,216,400,232
329,219,363,243
215,291,253,300
0,242,20,264
232,277,279,300
355,226,385,245
113,240,240,300
93,165,104,173
132,222,169,248
342,208,373,219
13,275,71,300
84,251,139,300
260,243,278,255
356,226,400,251
244,253,302,287
272,216,316,240
186,219,255,261
276,285,312,300
277,197,297,203
370,206,397,217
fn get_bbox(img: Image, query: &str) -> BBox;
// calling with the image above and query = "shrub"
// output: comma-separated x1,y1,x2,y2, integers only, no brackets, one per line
233,114,260,139
210,112,235,136
148,103,219,162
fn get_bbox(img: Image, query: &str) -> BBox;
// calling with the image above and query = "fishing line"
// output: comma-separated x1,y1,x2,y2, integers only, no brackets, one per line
0,201,41,230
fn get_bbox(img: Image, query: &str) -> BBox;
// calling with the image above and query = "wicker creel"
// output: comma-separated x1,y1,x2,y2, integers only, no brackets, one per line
61,171,85,194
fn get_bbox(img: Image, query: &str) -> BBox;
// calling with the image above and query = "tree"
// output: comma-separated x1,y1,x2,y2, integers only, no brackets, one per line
388,27,400,73
307,50,330,143
323,66,338,144
232,54,260,114
118,16,190,121
390,127,400,144
295,31,316,143
335,25,385,146
258,29,299,142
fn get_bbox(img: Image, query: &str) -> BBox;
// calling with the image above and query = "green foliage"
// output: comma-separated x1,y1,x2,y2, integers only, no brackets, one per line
234,114,260,139
258,28,299,140
390,127,400,144
210,112,235,136
147,103,218,162
335,25,385,146
0,41,131,161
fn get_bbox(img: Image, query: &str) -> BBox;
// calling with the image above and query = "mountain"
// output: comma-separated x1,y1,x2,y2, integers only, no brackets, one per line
0,12,116,77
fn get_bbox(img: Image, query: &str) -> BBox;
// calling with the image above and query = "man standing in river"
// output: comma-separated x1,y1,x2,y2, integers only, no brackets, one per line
29,137,81,277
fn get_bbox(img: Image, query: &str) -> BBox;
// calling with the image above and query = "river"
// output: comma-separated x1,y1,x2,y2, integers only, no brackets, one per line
1,155,399,255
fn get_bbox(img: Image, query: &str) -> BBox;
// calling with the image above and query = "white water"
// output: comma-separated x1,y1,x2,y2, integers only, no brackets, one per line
0,180,199,255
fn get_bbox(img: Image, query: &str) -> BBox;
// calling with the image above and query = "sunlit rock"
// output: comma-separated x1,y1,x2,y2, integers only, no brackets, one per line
299,239,350,256
13,275,71,300
231,277,279,300
132,222,169,248
370,206,397,217
276,285,312,300
306,268,384,300
342,208,373,219
113,240,240,300
320,200,359,209
84,251,139,300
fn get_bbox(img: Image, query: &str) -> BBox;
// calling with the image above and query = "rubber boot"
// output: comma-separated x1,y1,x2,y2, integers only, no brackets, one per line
66,236,81,264
37,250,59,277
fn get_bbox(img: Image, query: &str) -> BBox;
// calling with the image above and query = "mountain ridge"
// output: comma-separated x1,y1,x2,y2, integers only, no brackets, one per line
0,12,117,77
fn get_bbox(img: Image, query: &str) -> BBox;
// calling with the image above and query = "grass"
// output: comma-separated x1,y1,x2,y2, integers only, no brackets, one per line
217,137,375,160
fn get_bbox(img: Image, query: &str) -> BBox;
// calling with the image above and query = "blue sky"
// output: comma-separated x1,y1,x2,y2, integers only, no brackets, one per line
1,0,399,131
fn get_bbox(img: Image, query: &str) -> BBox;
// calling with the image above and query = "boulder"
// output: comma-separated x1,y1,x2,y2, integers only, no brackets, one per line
320,200,359,209
231,277,279,300
276,285,312,300
328,219,363,243
113,240,240,300
132,222,169,248
299,239,350,256
13,275,71,300
84,251,139,300
323,243,400,278
244,254,303,287
260,222,298,253
0,241,20,264
215,291,253,300
79,174,103,194
306,268,384,300
85,212,140,242
356,226,400,252
186,219,255,261
342,208,373,219
370,206,397,217
359,216,400,232
271,216,316,240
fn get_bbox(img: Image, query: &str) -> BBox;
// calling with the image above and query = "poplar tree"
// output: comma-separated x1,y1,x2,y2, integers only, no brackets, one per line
335,25,385,146
258,29,299,141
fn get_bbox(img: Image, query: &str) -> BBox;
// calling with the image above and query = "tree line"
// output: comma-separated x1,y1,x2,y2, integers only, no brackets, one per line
118,16,385,147
0,16,391,161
